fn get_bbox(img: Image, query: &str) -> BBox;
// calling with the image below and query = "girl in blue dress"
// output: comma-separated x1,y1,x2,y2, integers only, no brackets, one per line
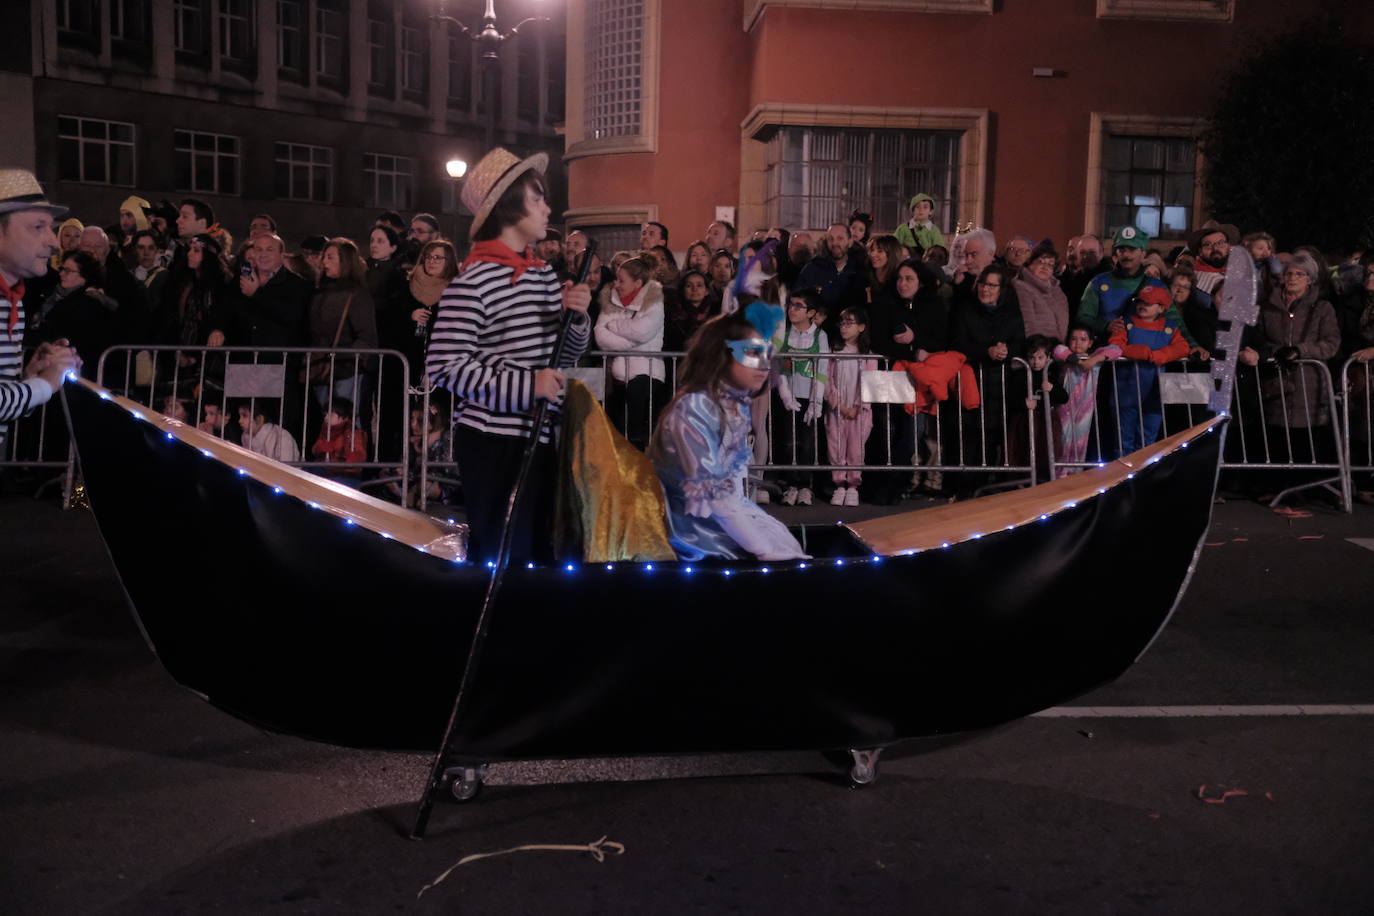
648,300,808,561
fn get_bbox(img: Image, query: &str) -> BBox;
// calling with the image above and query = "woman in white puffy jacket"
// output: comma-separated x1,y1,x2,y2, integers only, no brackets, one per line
595,256,666,450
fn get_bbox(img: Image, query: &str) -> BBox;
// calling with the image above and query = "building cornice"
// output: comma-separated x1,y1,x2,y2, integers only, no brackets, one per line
743,0,993,32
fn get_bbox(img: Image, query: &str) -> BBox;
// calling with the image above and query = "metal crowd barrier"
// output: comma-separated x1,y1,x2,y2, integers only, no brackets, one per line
1341,355,1374,496
0,347,78,502
93,345,411,501
15,345,1365,515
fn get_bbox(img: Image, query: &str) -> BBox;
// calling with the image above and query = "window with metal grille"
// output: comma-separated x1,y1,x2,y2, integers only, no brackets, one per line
363,153,414,209
763,127,960,232
218,0,255,62
578,224,641,257
174,130,241,195
57,116,137,186
584,0,642,139
274,142,333,202
277,0,306,74
174,0,206,55
400,25,427,93
1102,135,1196,239
315,0,345,82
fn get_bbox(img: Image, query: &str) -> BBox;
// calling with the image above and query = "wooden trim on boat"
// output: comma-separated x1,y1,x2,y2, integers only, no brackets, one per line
846,416,1225,556
74,380,465,560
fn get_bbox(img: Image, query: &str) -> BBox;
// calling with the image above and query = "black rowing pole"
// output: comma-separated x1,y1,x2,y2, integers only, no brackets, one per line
409,238,597,839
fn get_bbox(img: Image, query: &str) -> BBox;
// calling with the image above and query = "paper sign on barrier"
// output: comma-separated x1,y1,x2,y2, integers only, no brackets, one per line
225,363,287,399
564,368,606,403
1159,371,1213,405
861,370,915,404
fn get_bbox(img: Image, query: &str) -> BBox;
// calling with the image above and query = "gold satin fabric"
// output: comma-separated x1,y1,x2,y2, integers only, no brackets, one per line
555,380,677,563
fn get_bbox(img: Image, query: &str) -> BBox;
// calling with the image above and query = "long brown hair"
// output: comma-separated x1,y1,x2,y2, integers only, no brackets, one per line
324,237,368,288
652,309,766,451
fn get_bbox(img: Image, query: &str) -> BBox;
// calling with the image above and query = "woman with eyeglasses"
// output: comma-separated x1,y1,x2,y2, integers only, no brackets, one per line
31,250,118,381
950,264,1026,485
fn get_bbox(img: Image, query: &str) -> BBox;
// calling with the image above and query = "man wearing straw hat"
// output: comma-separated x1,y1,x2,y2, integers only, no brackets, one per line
0,169,82,457
426,148,592,564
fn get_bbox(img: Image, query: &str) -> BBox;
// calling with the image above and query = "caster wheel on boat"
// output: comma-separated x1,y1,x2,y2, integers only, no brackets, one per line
848,749,881,787
444,765,486,802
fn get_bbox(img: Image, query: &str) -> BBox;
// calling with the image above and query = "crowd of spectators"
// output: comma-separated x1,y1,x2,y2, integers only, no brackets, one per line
14,190,1374,508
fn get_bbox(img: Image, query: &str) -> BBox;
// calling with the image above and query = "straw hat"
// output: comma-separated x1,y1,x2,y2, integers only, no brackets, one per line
0,169,68,218
461,147,548,240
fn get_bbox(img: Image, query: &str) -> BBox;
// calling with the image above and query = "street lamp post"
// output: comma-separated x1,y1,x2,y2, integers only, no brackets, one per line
432,0,549,153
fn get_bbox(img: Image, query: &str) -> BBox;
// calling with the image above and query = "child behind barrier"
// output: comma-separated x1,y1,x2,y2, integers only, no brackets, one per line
1109,285,1189,454
769,289,829,506
1009,335,1067,480
1053,324,1120,475
824,307,878,506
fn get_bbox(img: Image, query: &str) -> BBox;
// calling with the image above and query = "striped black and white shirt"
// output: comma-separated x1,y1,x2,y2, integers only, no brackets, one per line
426,260,589,443
1,303,55,457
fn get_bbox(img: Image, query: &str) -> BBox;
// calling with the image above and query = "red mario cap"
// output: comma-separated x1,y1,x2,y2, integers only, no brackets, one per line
1136,284,1171,309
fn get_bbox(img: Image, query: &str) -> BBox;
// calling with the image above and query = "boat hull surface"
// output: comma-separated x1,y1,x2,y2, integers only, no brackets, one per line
64,381,1222,756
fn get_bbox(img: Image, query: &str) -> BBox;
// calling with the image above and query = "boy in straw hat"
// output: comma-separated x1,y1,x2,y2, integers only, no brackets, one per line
0,169,82,456
426,148,592,564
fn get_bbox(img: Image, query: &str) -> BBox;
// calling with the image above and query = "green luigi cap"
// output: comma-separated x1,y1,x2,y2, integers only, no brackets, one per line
1111,225,1149,250
909,193,936,210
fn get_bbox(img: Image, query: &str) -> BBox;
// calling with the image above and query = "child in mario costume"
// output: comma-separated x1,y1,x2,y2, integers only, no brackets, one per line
1109,284,1191,453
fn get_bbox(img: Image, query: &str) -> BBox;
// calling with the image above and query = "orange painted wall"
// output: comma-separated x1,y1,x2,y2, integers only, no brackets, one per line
570,0,1373,247
568,0,750,242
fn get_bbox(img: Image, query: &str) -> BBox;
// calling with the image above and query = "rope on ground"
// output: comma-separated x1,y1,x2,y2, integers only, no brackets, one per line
417,835,625,898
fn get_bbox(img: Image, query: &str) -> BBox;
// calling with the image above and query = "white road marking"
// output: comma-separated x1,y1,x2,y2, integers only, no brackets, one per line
1035,705,1374,718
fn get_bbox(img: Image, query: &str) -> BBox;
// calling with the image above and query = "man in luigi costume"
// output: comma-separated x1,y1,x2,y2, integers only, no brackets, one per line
1075,225,1192,346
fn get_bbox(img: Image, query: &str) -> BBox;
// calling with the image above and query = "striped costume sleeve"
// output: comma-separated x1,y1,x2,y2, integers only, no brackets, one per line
2,306,54,452
426,262,590,440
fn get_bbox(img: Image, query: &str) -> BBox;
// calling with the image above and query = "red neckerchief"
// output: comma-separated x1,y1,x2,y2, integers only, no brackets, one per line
1193,258,1226,275
461,240,546,286
1,273,24,339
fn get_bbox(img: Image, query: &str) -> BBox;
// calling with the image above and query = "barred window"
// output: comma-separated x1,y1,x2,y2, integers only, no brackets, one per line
175,130,241,195
218,0,255,62
315,0,345,81
57,116,137,186
517,33,539,123
174,0,207,55
1103,135,1196,239
763,127,960,232
363,153,414,210
584,0,642,139
277,0,307,73
274,142,333,202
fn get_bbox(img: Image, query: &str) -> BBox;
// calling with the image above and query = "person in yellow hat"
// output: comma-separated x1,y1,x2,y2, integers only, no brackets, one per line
425,148,592,564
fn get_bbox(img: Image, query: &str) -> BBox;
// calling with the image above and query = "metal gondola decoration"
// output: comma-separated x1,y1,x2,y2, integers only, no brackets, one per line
61,249,1258,833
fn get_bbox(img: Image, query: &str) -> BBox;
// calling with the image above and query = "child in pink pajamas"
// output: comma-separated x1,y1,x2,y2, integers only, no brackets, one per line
825,307,878,506
1053,323,1121,476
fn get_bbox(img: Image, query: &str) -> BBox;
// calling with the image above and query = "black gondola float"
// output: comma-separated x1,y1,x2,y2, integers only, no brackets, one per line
60,249,1258,813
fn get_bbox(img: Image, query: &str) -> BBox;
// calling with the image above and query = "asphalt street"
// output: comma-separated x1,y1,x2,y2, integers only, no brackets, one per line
2,491,1373,915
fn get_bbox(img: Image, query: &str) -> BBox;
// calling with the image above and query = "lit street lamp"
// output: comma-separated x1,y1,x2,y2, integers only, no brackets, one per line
432,0,549,153
445,159,468,179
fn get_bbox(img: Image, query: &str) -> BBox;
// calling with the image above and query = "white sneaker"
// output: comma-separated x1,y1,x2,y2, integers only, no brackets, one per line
844,487,860,506
782,487,798,506
754,488,770,505
798,487,813,506
830,487,847,506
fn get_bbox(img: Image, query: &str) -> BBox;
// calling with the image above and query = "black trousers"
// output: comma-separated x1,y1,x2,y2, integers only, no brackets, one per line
454,425,556,565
